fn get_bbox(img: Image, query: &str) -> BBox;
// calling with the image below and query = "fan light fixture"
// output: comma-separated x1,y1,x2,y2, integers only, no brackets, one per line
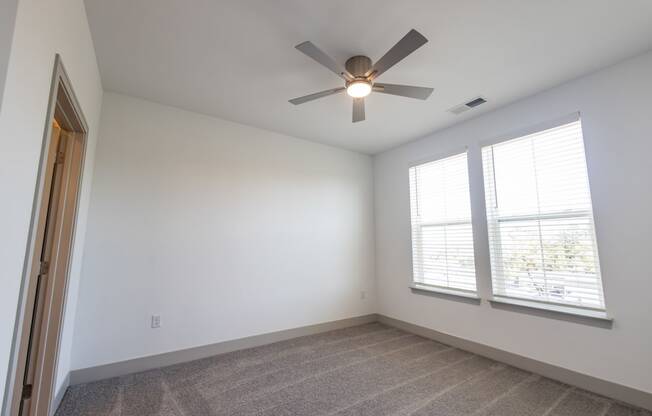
346,80,372,98
289,29,434,122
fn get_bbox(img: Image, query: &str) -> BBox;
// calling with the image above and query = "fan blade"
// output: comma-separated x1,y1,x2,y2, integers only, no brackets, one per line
295,41,353,81
352,98,365,123
373,83,433,100
289,87,345,105
367,29,428,80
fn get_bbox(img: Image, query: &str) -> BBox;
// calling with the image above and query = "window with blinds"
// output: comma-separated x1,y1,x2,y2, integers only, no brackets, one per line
482,117,605,309
409,152,477,293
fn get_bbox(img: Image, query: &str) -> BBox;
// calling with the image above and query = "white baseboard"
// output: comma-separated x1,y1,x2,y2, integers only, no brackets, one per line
69,314,378,385
378,314,652,411
65,313,651,412
50,372,70,416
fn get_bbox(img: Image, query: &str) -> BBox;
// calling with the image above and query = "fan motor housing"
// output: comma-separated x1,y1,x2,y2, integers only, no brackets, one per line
345,56,372,78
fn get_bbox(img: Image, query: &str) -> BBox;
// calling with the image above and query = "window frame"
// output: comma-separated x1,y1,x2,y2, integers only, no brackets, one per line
404,113,611,321
407,147,478,297
480,113,608,314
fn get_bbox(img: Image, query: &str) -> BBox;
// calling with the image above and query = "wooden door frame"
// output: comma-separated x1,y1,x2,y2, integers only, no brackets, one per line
3,54,88,416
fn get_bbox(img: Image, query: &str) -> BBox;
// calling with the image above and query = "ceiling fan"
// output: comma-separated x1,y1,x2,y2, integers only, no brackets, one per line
289,29,433,123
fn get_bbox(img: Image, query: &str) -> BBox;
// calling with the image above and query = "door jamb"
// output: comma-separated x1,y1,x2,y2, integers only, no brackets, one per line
2,54,89,416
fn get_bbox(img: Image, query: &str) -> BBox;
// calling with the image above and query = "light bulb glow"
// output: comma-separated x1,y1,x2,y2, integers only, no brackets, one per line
346,81,372,98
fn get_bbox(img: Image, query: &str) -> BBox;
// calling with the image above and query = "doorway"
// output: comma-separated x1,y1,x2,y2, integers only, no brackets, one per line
6,55,88,416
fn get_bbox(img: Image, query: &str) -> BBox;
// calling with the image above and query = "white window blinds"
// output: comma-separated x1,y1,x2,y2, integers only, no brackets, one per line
409,152,477,292
482,118,605,309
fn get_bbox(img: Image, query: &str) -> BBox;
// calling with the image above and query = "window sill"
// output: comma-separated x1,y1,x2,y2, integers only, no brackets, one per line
488,296,612,322
409,283,480,300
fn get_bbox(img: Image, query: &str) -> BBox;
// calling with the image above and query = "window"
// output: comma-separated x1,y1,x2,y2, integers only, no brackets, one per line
409,152,476,293
482,117,605,310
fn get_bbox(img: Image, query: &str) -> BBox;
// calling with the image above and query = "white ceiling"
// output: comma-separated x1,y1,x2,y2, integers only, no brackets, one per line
84,0,652,154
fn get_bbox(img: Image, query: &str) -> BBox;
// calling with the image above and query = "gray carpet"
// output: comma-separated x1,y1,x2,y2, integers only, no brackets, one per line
56,323,650,416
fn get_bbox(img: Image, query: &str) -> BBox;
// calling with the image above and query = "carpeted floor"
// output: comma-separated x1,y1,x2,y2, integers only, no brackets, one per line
56,323,649,416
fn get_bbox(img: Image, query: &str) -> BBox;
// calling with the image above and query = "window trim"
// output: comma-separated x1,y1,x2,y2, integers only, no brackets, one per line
404,113,612,323
410,283,481,300
488,296,612,322
407,149,477,294
481,114,607,312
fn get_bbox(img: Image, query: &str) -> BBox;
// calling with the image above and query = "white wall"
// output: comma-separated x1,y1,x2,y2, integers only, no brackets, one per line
0,0,18,112
0,0,103,407
374,51,652,394
71,93,376,370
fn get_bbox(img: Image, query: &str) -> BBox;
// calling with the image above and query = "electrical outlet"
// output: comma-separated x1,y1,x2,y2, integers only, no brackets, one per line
360,291,366,300
151,315,161,328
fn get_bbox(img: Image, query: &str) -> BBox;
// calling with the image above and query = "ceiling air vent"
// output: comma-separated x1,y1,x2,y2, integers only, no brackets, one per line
448,96,487,115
